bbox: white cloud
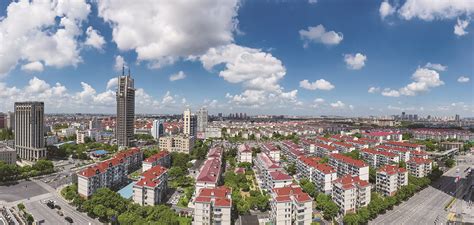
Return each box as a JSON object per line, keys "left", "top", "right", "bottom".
{"left": 457, "top": 76, "right": 470, "bottom": 83}
{"left": 368, "top": 87, "right": 380, "bottom": 93}
{"left": 382, "top": 67, "right": 444, "bottom": 97}
{"left": 299, "top": 79, "right": 335, "bottom": 91}
{"left": 344, "top": 53, "right": 367, "bottom": 70}
{"left": 308, "top": 0, "right": 318, "bottom": 4}
{"left": 84, "top": 26, "right": 106, "bottom": 50}
{"left": 21, "top": 61, "right": 44, "bottom": 73}
{"left": 379, "top": 1, "right": 395, "bottom": 19}
{"left": 96, "top": 0, "right": 239, "bottom": 68}
{"left": 161, "top": 91, "right": 176, "bottom": 104}
{"left": 0, "top": 0, "right": 91, "bottom": 76}
{"left": 106, "top": 77, "right": 118, "bottom": 90}
{"left": 169, "top": 71, "right": 186, "bottom": 81}
{"left": 201, "top": 44, "right": 299, "bottom": 108}
{"left": 330, "top": 100, "right": 346, "bottom": 109}
{"left": 114, "top": 55, "right": 126, "bottom": 72}
{"left": 26, "top": 77, "right": 52, "bottom": 93}
{"left": 425, "top": 62, "right": 447, "bottom": 71}
{"left": 311, "top": 98, "right": 325, "bottom": 108}
{"left": 454, "top": 18, "right": 470, "bottom": 36}
{"left": 299, "top": 25, "right": 343, "bottom": 47}
{"left": 398, "top": 0, "right": 474, "bottom": 21}
{"left": 204, "top": 99, "right": 219, "bottom": 108}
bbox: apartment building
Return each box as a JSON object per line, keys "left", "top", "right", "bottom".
{"left": 77, "top": 148, "right": 142, "bottom": 198}
{"left": 237, "top": 144, "right": 252, "bottom": 163}
{"left": 376, "top": 165, "right": 408, "bottom": 196}
{"left": 0, "top": 144, "right": 16, "bottom": 165}
{"left": 314, "top": 143, "right": 338, "bottom": 158}
{"left": 158, "top": 135, "right": 195, "bottom": 154}
{"left": 332, "top": 175, "right": 371, "bottom": 215}
{"left": 254, "top": 152, "right": 292, "bottom": 191}
{"left": 269, "top": 171, "right": 293, "bottom": 189}
{"left": 280, "top": 140, "right": 304, "bottom": 164}
{"left": 196, "top": 147, "right": 224, "bottom": 194}
{"left": 296, "top": 156, "right": 337, "bottom": 194}
{"left": 375, "top": 145, "right": 410, "bottom": 162}
{"left": 345, "top": 139, "right": 369, "bottom": 150}
{"left": 133, "top": 165, "right": 168, "bottom": 206}
{"left": 331, "top": 142, "right": 355, "bottom": 154}
{"left": 142, "top": 150, "right": 170, "bottom": 172}
{"left": 362, "top": 132, "right": 402, "bottom": 143}
{"left": 360, "top": 148, "right": 399, "bottom": 168}
{"left": 262, "top": 143, "right": 281, "bottom": 162}
{"left": 329, "top": 154, "right": 369, "bottom": 181}
{"left": 194, "top": 186, "right": 232, "bottom": 225}
{"left": 407, "top": 157, "right": 433, "bottom": 178}
{"left": 384, "top": 141, "right": 424, "bottom": 151}
{"left": 270, "top": 185, "right": 313, "bottom": 225}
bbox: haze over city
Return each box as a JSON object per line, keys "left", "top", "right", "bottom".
{"left": 0, "top": 0, "right": 472, "bottom": 116}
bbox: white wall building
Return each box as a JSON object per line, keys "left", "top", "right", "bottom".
{"left": 332, "top": 175, "right": 371, "bottom": 215}
{"left": 133, "top": 165, "right": 168, "bottom": 206}
{"left": 270, "top": 185, "right": 313, "bottom": 225}
{"left": 194, "top": 186, "right": 232, "bottom": 225}
{"left": 376, "top": 164, "right": 408, "bottom": 196}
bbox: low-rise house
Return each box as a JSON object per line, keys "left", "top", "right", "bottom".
{"left": 237, "top": 144, "right": 252, "bottom": 163}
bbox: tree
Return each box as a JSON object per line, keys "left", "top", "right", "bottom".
{"left": 343, "top": 150, "right": 360, "bottom": 160}
{"left": 322, "top": 200, "right": 339, "bottom": 221}
{"left": 143, "top": 148, "right": 159, "bottom": 159}
{"left": 444, "top": 158, "right": 455, "bottom": 168}
{"left": 357, "top": 207, "right": 370, "bottom": 223}
{"left": 32, "top": 160, "right": 54, "bottom": 173}
{"left": 398, "top": 161, "right": 406, "bottom": 169}
{"left": 402, "top": 133, "right": 413, "bottom": 140}
{"left": 300, "top": 178, "right": 317, "bottom": 198}
{"left": 17, "top": 203, "right": 25, "bottom": 211}
{"left": 285, "top": 162, "right": 297, "bottom": 176}
{"left": 237, "top": 162, "right": 252, "bottom": 169}
{"left": 369, "top": 167, "right": 376, "bottom": 183}
{"left": 171, "top": 152, "right": 190, "bottom": 169}
{"left": 343, "top": 213, "right": 360, "bottom": 225}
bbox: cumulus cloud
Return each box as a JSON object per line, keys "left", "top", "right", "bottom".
{"left": 398, "top": 0, "right": 474, "bottom": 21}
{"left": 169, "top": 71, "right": 186, "bottom": 81}
{"left": 311, "top": 98, "right": 325, "bottom": 108}
{"left": 454, "top": 18, "right": 470, "bottom": 36}
{"left": 368, "top": 87, "right": 380, "bottom": 93}
{"left": 161, "top": 91, "right": 176, "bottom": 105}
{"left": 382, "top": 67, "right": 445, "bottom": 97}
{"left": 299, "top": 25, "right": 343, "bottom": 47}
{"left": 379, "top": 1, "right": 396, "bottom": 19}
{"left": 106, "top": 77, "right": 118, "bottom": 90}
{"left": 21, "top": 61, "right": 44, "bottom": 73}
{"left": 299, "top": 79, "right": 335, "bottom": 91}
{"left": 344, "top": 53, "right": 367, "bottom": 70}
{"left": 308, "top": 0, "right": 318, "bottom": 4}
{"left": 330, "top": 100, "right": 346, "bottom": 109}
{"left": 0, "top": 0, "right": 91, "bottom": 76}
{"left": 114, "top": 55, "right": 126, "bottom": 71}
{"left": 425, "top": 62, "right": 447, "bottom": 71}
{"left": 201, "top": 44, "right": 299, "bottom": 107}
{"left": 96, "top": 0, "right": 239, "bottom": 68}
{"left": 457, "top": 76, "right": 470, "bottom": 83}
{"left": 84, "top": 26, "right": 106, "bottom": 50}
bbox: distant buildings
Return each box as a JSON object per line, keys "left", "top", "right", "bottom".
{"left": 254, "top": 152, "right": 292, "bottom": 191}
{"left": 151, "top": 120, "right": 164, "bottom": 140}
{"left": 133, "top": 165, "right": 168, "bottom": 206}
{"left": 376, "top": 165, "right": 408, "bottom": 196}
{"left": 14, "top": 102, "right": 46, "bottom": 161}
{"left": 270, "top": 185, "right": 313, "bottom": 225}
{"left": 0, "top": 144, "right": 16, "bottom": 165}
{"left": 196, "top": 107, "right": 208, "bottom": 133}
{"left": 116, "top": 70, "right": 135, "bottom": 147}
{"left": 6, "top": 111, "right": 14, "bottom": 130}
{"left": 77, "top": 148, "right": 142, "bottom": 198}
{"left": 158, "top": 135, "right": 195, "bottom": 154}
{"left": 194, "top": 186, "right": 232, "bottom": 225}
{"left": 183, "top": 108, "right": 197, "bottom": 137}
{"left": 332, "top": 175, "right": 371, "bottom": 215}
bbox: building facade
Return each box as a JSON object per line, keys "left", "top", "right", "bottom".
{"left": 376, "top": 165, "right": 408, "bottom": 196}
{"left": 142, "top": 151, "right": 170, "bottom": 172}
{"left": 0, "top": 144, "right": 16, "bottom": 165}
{"left": 116, "top": 71, "right": 135, "bottom": 147}
{"left": 194, "top": 186, "right": 232, "bottom": 225}
{"left": 14, "top": 102, "right": 46, "bottom": 161}
{"left": 237, "top": 144, "right": 252, "bottom": 163}
{"left": 158, "top": 135, "right": 195, "bottom": 153}
{"left": 270, "top": 185, "right": 313, "bottom": 225}
{"left": 133, "top": 165, "right": 168, "bottom": 206}
{"left": 329, "top": 153, "right": 369, "bottom": 181}
{"left": 197, "top": 107, "right": 208, "bottom": 133}
{"left": 151, "top": 120, "right": 164, "bottom": 140}
{"left": 407, "top": 157, "right": 433, "bottom": 178}
{"left": 183, "top": 108, "right": 197, "bottom": 137}
{"left": 332, "top": 175, "right": 371, "bottom": 215}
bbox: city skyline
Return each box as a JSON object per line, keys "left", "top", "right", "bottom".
{"left": 0, "top": 0, "right": 472, "bottom": 117}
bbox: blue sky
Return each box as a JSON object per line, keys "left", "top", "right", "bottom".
{"left": 0, "top": 0, "right": 472, "bottom": 116}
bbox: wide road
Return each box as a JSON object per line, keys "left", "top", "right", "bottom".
{"left": 370, "top": 155, "right": 472, "bottom": 225}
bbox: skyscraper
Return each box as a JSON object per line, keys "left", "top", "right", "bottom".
{"left": 14, "top": 102, "right": 46, "bottom": 161}
{"left": 197, "top": 107, "right": 208, "bottom": 133}
{"left": 183, "top": 108, "right": 197, "bottom": 137}
{"left": 116, "top": 68, "right": 135, "bottom": 147}
{"left": 151, "top": 120, "right": 164, "bottom": 140}
{"left": 6, "top": 111, "right": 14, "bottom": 130}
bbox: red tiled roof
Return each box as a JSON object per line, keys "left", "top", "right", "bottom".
{"left": 334, "top": 175, "right": 369, "bottom": 190}
{"left": 269, "top": 171, "right": 292, "bottom": 181}
{"left": 407, "top": 157, "right": 432, "bottom": 165}
{"left": 135, "top": 165, "right": 167, "bottom": 188}
{"left": 332, "top": 141, "right": 353, "bottom": 148}
{"left": 376, "top": 145, "right": 409, "bottom": 153}
{"left": 330, "top": 153, "right": 368, "bottom": 168}
{"left": 78, "top": 147, "right": 142, "bottom": 178}
{"left": 377, "top": 164, "right": 406, "bottom": 176}
{"left": 143, "top": 151, "right": 169, "bottom": 163}
{"left": 273, "top": 185, "right": 311, "bottom": 203}
{"left": 238, "top": 144, "right": 252, "bottom": 153}
{"left": 257, "top": 153, "right": 280, "bottom": 170}
{"left": 196, "top": 186, "right": 232, "bottom": 207}
{"left": 386, "top": 141, "right": 421, "bottom": 148}
{"left": 197, "top": 158, "right": 222, "bottom": 183}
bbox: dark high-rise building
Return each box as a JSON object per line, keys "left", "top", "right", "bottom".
{"left": 116, "top": 68, "right": 135, "bottom": 147}
{"left": 401, "top": 112, "right": 406, "bottom": 120}
{"left": 14, "top": 102, "right": 46, "bottom": 161}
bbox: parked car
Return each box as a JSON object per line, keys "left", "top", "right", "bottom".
{"left": 57, "top": 211, "right": 63, "bottom": 216}
{"left": 65, "top": 216, "right": 73, "bottom": 223}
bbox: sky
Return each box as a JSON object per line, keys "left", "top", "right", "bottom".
{"left": 0, "top": 0, "right": 472, "bottom": 116}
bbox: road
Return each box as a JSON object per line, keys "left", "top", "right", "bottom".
{"left": 370, "top": 155, "right": 473, "bottom": 225}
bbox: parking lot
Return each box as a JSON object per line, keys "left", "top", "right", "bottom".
{"left": 0, "top": 181, "right": 48, "bottom": 202}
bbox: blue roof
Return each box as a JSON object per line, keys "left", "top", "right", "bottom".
{"left": 91, "top": 150, "right": 108, "bottom": 155}
{"left": 118, "top": 182, "right": 135, "bottom": 199}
